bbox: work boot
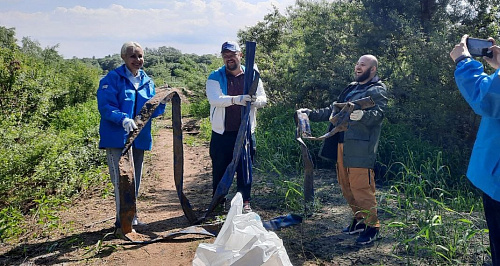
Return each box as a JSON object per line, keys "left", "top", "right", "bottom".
{"left": 342, "top": 218, "right": 366, "bottom": 235}
{"left": 356, "top": 226, "right": 380, "bottom": 245}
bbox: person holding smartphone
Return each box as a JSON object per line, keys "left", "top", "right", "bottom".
{"left": 450, "top": 34, "right": 500, "bottom": 264}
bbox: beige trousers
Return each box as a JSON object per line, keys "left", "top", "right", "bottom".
{"left": 336, "top": 143, "right": 380, "bottom": 227}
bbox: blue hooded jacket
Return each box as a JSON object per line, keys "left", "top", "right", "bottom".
{"left": 97, "top": 64, "right": 165, "bottom": 150}
{"left": 454, "top": 58, "right": 500, "bottom": 201}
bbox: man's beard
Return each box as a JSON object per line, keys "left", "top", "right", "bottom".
{"left": 226, "top": 62, "right": 239, "bottom": 71}
{"left": 355, "top": 68, "right": 371, "bottom": 82}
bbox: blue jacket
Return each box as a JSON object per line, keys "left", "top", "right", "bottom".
{"left": 97, "top": 64, "right": 165, "bottom": 150}
{"left": 455, "top": 58, "right": 500, "bottom": 201}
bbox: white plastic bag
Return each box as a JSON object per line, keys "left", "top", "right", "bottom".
{"left": 193, "top": 193, "right": 293, "bottom": 266}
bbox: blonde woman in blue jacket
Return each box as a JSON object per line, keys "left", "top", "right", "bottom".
{"left": 97, "top": 42, "right": 165, "bottom": 230}
{"left": 451, "top": 34, "right": 500, "bottom": 264}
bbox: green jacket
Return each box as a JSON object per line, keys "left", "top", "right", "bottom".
{"left": 309, "top": 76, "right": 388, "bottom": 168}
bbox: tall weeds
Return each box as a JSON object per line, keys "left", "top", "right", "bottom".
{"left": 253, "top": 107, "right": 489, "bottom": 263}
{"left": 377, "top": 124, "right": 488, "bottom": 264}
{"left": 0, "top": 100, "right": 107, "bottom": 241}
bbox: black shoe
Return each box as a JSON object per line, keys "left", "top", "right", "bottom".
{"left": 356, "top": 226, "right": 380, "bottom": 245}
{"left": 342, "top": 219, "right": 366, "bottom": 235}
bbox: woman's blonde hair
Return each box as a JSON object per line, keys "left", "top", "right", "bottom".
{"left": 121, "top": 41, "right": 143, "bottom": 57}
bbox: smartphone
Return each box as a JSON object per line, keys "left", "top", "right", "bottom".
{"left": 467, "top": 37, "right": 493, "bottom": 58}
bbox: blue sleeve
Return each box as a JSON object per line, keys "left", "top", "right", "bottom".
{"left": 455, "top": 58, "right": 500, "bottom": 118}
{"left": 149, "top": 82, "right": 166, "bottom": 118}
{"left": 97, "top": 73, "right": 127, "bottom": 124}
{"left": 152, "top": 103, "right": 166, "bottom": 118}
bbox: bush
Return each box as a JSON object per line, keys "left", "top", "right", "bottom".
{"left": 189, "top": 98, "right": 210, "bottom": 118}
{"left": 0, "top": 99, "right": 106, "bottom": 241}
{"left": 378, "top": 122, "right": 472, "bottom": 191}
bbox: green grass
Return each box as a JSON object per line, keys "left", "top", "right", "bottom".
{"left": 379, "top": 157, "right": 488, "bottom": 263}
{"left": 0, "top": 97, "right": 490, "bottom": 264}
{"left": 376, "top": 130, "right": 487, "bottom": 264}
{"left": 0, "top": 99, "right": 107, "bottom": 241}
{"left": 252, "top": 105, "right": 488, "bottom": 264}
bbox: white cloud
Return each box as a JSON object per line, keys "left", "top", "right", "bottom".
{"left": 0, "top": 0, "right": 296, "bottom": 58}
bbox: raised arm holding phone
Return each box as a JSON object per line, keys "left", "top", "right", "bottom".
{"left": 450, "top": 34, "right": 500, "bottom": 264}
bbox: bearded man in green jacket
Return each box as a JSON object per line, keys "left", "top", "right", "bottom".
{"left": 299, "top": 54, "right": 388, "bottom": 245}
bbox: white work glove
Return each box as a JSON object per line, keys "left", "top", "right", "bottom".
{"left": 297, "top": 108, "right": 312, "bottom": 116}
{"left": 122, "top": 117, "right": 138, "bottom": 133}
{"left": 251, "top": 95, "right": 257, "bottom": 104}
{"left": 232, "top": 95, "right": 252, "bottom": 106}
{"left": 350, "top": 110, "right": 364, "bottom": 121}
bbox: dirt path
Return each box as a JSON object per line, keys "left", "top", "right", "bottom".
{"left": 0, "top": 116, "right": 405, "bottom": 265}
{"left": 0, "top": 117, "right": 213, "bottom": 265}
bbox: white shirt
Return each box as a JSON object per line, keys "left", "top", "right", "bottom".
{"left": 125, "top": 67, "right": 141, "bottom": 90}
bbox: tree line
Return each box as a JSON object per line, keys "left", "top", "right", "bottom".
{"left": 237, "top": 0, "right": 500, "bottom": 181}
{"left": 1, "top": 0, "right": 499, "bottom": 246}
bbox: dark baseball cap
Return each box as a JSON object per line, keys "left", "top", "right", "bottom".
{"left": 221, "top": 41, "right": 241, "bottom": 52}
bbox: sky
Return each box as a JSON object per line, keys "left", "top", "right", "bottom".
{"left": 0, "top": 0, "right": 297, "bottom": 58}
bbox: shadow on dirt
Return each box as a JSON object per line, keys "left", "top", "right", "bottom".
{"left": 0, "top": 214, "right": 215, "bottom": 265}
